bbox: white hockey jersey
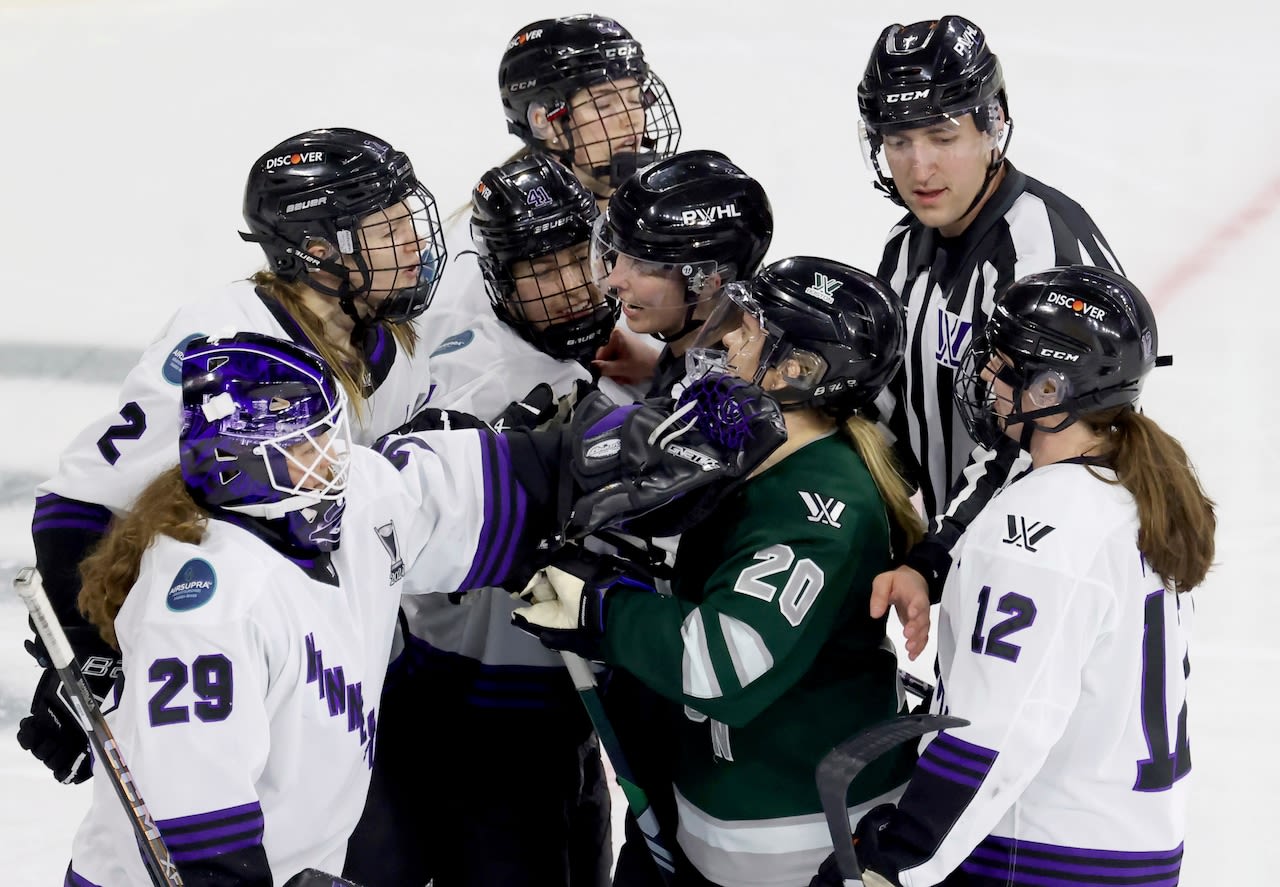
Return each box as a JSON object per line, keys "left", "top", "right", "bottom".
{"left": 67, "top": 433, "right": 530, "bottom": 887}
{"left": 406, "top": 255, "right": 634, "bottom": 677}
{"left": 39, "top": 280, "right": 434, "bottom": 514}
{"left": 886, "top": 461, "right": 1191, "bottom": 886}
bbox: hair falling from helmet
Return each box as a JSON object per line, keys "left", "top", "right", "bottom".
{"left": 1083, "top": 406, "right": 1216, "bottom": 593}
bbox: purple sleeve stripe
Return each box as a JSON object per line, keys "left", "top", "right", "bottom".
{"left": 368, "top": 326, "right": 386, "bottom": 363}
{"left": 33, "top": 497, "right": 112, "bottom": 519}
{"left": 65, "top": 869, "right": 104, "bottom": 887}
{"left": 981, "top": 835, "right": 1184, "bottom": 865}
{"left": 169, "top": 833, "right": 264, "bottom": 864}
{"left": 155, "top": 800, "right": 262, "bottom": 831}
{"left": 970, "top": 843, "right": 1183, "bottom": 879}
{"left": 584, "top": 403, "right": 638, "bottom": 439}
{"left": 932, "top": 730, "right": 999, "bottom": 764}
{"left": 487, "top": 433, "right": 526, "bottom": 587}
{"left": 161, "top": 816, "right": 264, "bottom": 846}
{"left": 922, "top": 743, "right": 996, "bottom": 781}
{"left": 916, "top": 754, "right": 985, "bottom": 790}
{"left": 958, "top": 858, "right": 1180, "bottom": 887}
{"left": 459, "top": 432, "right": 499, "bottom": 590}
{"left": 31, "top": 518, "right": 112, "bottom": 534}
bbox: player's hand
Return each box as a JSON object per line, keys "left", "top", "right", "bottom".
{"left": 490, "top": 382, "right": 557, "bottom": 432}
{"left": 16, "top": 629, "right": 121, "bottom": 785}
{"left": 592, "top": 328, "right": 659, "bottom": 386}
{"left": 870, "top": 566, "right": 931, "bottom": 661}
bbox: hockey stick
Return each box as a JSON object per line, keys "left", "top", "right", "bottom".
{"left": 13, "top": 566, "right": 184, "bottom": 887}
{"left": 559, "top": 650, "right": 678, "bottom": 883}
{"left": 281, "top": 869, "right": 365, "bottom": 886}
{"left": 816, "top": 713, "right": 969, "bottom": 882}
{"left": 898, "top": 669, "right": 934, "bottom": 701}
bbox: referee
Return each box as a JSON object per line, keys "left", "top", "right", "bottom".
{"left": 856, "top": 15, "right": 1122, "bottom": 648}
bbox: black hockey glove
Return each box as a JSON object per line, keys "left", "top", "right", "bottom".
{"left": 564, "top": 371, "right": 786, "bottom": 539}
{"left": 16, "top": 628, "right": 121, "bottom": 785}
{"left": 489, "top": 382, "right": 557, "bottom": 432}
{"left": 510, "top": 548, "right": 656, "bottom": 661}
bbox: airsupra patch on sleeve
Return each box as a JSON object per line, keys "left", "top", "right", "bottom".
{"left": 162, "top": 333, "right": 207, "bottom": 385}
{"left": 166, "top": 558, "right": 218, "bottom": 611}
{"left": 429, "top": 329, "right": 475, "bottom": 357}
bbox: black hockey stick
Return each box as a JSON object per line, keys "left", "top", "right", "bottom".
{"left": 14, "top": 567, "right": 184, "bottom": 887}
{"left": 560, "top": 650, "right": 678, "bottom": 882}
{"left": 898, "top": 669, "right": 934, "bottom": 701}
{"left": 281, "top": 869, "right": 365, "bottom": 886}
{"left": 816, "top": 713, "right": 969, "bottom": 881}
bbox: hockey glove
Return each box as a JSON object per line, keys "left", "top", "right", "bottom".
{"left": 564, "top": 371, "right": 786, "bottom": 539}
{"left": 489, "top": 382, "right": 558, "bottom": 432}
{"left": 510, "top": 551, "right": 655, "bottom": 660}
{"left": 394, "top": 406, "right": 491, "bottom": 434}
{"left": 16, "top": 628, "right": 121, "bottom": 785}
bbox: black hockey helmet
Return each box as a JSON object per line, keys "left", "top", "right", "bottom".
{"left": 498, "top": 14, "right": 681, "bottom": 188}
{"left": 240, "top": 128, "right": 447, "bottom": 324}
{"left": 687, "top": 256, "right": 906, "bottom": 415}
{"left": 471, "top": 154, "right": 618, "bottom": 362}
{"left": 856, "top": 16, "right": 1011, "bottom": 205}
{"left": 590, "top": 149, "right": 773, "bottom": 301}
{"left": 955, "top": 265, "right": 1170, "bottom": 447}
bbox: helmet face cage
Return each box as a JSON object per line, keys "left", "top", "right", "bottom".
{"left": 480, "top": 242, "right": 619, "bottom": 361}
{"left": 243, "top": 131, "right": 448, "bottom": 323}
{"left": 180, "top": 335, "right": 353, "bottom": 552}
{"left": 499, "top": 16, "right": 682, "bottom": 188}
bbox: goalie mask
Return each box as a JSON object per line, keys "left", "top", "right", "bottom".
{"left": 181, "top": 332, "right": 352, "bottom": 554}
{"left": 498, "top": 14, "right": 681, "bottom": 189}
{"left": 241, "top": 128, "right": 447, "bottom": 325}
{"left": 471, "top": 154, "right": 618, "bottom": 362}
{"left": 686, "top": 256, "right": 906, "bottom": 416}
{"left": 954, "top": 265, "right": 1168, "bottom": 449}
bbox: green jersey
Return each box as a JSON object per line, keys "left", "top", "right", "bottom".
{"left": 602, "top": 431, "right": 914, "bottom": 886}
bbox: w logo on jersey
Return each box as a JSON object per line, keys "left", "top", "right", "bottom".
{"left": 375, "top": 520, "right": 405, "bottom": 583}
{"left": 1003, "top": 514, "right": 1055, "bottom": 552}
{"left": 799, "top": 491, "right": 845, "bottom": 528}
{"left": 935, "top": 309, "right": 973, "bottom": 369}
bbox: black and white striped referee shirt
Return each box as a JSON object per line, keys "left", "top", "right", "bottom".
{"left": 872, "top": 162, "right": 1122, "bottom": 594}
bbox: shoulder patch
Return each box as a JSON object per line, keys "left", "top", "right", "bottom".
{"left": 799, "top": 491, "right": 846, "bottom": 528}
{"left": 166, "top": 558, "right": 217, "bottom": 611}
{"left": 429, "top": 329, "right": 475, "bottom": 357}
{"left": 162, "top": 333, "right": 206, "bottom": 385}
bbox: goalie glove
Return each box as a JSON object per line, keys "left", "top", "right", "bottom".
{"left": 564, "top": 371, "right": 786, "bottom": 539}
{"left": 510, "top": 549, "right": 655, "bottom": 660}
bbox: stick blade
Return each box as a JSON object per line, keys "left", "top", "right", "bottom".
{"left": 816, "top": 713, "right": 969, "bottom": 880}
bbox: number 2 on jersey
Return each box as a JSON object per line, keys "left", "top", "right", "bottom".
{"left": 96, "top": 401, "right": 147, "bottom": 465}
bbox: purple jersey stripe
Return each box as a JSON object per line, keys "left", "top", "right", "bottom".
{"left": 959, "top": 858, "right": 1180, "bottom": 887}
{"left": 460, "top": 433, "right": 498, "bottom": 590}
{"left": 923, "top": 743, "right": 996, "bottom": 781}
{"left": 169, "top": 832, "right": 265, "bottom": 864}
{"left": 34, "top": 495, "right": 111, "bottom": 519}
{"left": 155, "top": 800, "right": 262, "bottom": 831}
{"left": 65, "top": 868, "right": 104, "bottom": 887}
{"left": 31, "top": 518, "right": 113, "bottom": 534}
{"left": 489, "top": 433, "right": 526, "bottom": 586}
{"left": 162, "top": 814, "right": 265, "bottom": 846}
{"left": 981, "top": 835, "right": 1184, "bottom": 864}
{"left": 932, "top": 730, "right": 999, "bottom": 764}
{"left": 970, "top": 842, "right": 1183, "bottom": 879}
{"left": 916, "top": 754, "right": 985, "bottom": 790}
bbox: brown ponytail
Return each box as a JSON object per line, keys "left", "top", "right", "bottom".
{"left": 843, "top": 415, "right": 926, "bottom": 552}
{"left": 78, "top": 466, "right": 209, "bottom": 650}
{"left": 1085, "top": 407, "right": 1216, "bottom": 592}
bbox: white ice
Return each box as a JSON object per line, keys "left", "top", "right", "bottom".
{"left": 0, "top": 0, "right": 1275, "bottom": 883}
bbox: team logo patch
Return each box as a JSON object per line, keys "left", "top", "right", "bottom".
{"left": 799, "top": 491, "right": 845, "bottom": 528}
{"left": 934, "top": 309, "right": 972, "bottom": 369}
{"left": 375, "top": 520, "right": 405, "bottom": 584}
{"left": 1002, "top": 515, "right": 1055, "bottom": 552}
{"left": 166, "top": 558, "right": 217, "bottom": 611}
{"left": 429, "top": 330, "right": 475, "bottom": 357}
{"left": 162, "top": 333, "right": 206, "bottom": 385}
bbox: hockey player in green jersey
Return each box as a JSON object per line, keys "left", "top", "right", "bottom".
{"left": 514, "top": 256, "right": 924, "bottom": 887}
